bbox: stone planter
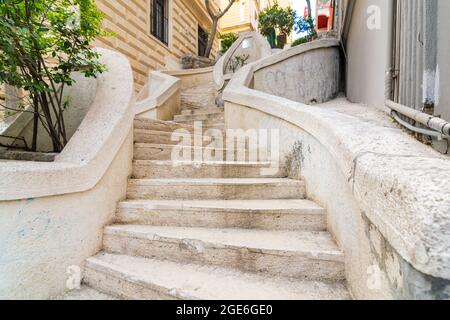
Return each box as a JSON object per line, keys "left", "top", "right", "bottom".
{"left": 181, "top": 54, "right": 216, "bottom": 70}
{"left": 0, "top": 148, "right": 56, "bottom": 162}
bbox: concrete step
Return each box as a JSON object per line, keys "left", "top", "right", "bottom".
{"left": 134, "top": 117, "right": 225, "bottom": 134}
{"left": 134, "top": 143, "right": 252, "bottom": 161}
{"left": 175, "top": 119, "right": 225, "bottom": 128}
{"left": 102, "top": 226, "right": 345, "bottom": 281}
{"left": 134, "top": 129, "right": 222, "bottom": 146}
{"left": 115, "top": 199, "right": 327, "bottom": 231}
{"left": 134, "top": 118, "right": 193, "bottom": 133}
{"left": 126, "top": 178, "right": 306, "bottom": 200}
{"left": 181, "top": 108, "right": 224, "bottom": 116}
{"left": 132, "top": 160, "right": 285, "bottom": 179}
{"left": 174, "top": 113, "right": 224, "bottom": 123}
{"left": 84, "top": 253, "right": 351, "bottom": 300}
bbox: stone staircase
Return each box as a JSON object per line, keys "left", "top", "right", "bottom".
{"left": 180, "top": 82, "right": 216, "bottom": 110}
{"left": 77, "top": 105, "right": 351, "bottom": 300}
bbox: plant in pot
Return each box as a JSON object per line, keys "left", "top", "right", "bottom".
{"left": 203, "top": 0, "right": 237, "bottom": 58}
{"left": 258, "top": 2, "right": 296, "bottom": 49}
{"left": 0, "top": 0, "right": 108, "bottom": 155}
{"left": 220, "top": 32, "right": 239, "bottom": 54}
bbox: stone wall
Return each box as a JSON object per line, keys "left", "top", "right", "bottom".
{"left": 252, "top": 40, "right": 342, "bottom": 105}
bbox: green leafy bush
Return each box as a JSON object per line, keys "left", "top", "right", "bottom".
{"left": 220, "top": 32, "right": 239, "bottom": 54}
{"left": 258, "top": 3, "right": 296, "bottom": 49}
{"left": 292, "top": 36, "right": 310, "bottom": 47}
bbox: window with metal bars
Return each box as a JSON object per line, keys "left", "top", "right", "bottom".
{"left": 198, "top": 25, "right": 208, "bottom": 57}
{"left": 150, "top": 0, "right": 168, "bottom": 45}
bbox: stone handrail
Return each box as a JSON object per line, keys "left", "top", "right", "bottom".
{"left": 213, "top": 32, "right": 272, "bottom": 92}
{"left": 223, "top": 39, "right": 450, "bottom": 284}
{"left": 0, "top": 48, "right": 135, "bottom": 201}
{"left": 135, "top": 71, "right": 181, "bottom": 116}
{"left": 251, "top": 38, "right": 340, "bottom": 72}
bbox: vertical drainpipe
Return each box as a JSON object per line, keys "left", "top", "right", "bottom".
{"left": 390, "top": 0, "right": 399, "bottom": 102}
{"left": 422, "top": 0, "right": 438, "bottom": 115}
{"left": 385, "top": 0, "right": 395, "bottom": 103}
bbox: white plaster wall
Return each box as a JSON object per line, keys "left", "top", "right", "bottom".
{"left": 138, "top": 91, "right": 181, "bottom": 121}
{"left": 345, "top": 0, "right": 393, "bottom": 109}
{"left": 0, "top": 130, "right": 133, "bottom": 299}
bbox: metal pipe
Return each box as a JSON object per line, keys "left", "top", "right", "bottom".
{"left": 386, "top": 99, "right": 450, "bottom": 136}
{"left": 341, "top": 0, "right": 356, "bottom": 46}
{"left": 422, "top": 0, "right": 438, "bottom": 113}
{"left": 391, "top": 111, "right": 449, "bottom": 140}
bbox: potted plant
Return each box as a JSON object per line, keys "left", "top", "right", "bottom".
{"left": 0, "top": 0, "right": 109, "bottom": 154}
{"left": 258, "top": 2, "right": 296, "bottom": 49}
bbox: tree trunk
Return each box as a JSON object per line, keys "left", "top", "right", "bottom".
{"left": 39, "top": 91, "right": 62, "bottom": 152}
{"left": 306, "top": 0, "right": 315, "bottom": 32}
{"left": 306, "top": 0, "right": 312, "bottom": 18}
{"left": 204, "top": 17, "right": 218, "bottom": 58}
{"left": 31, "top": 95, "right": 39, "bottom": 152}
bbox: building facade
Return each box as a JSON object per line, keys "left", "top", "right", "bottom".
{"left": 94, "top": 0, "right": 221, "bottom": 91}
{"left": 219, "top": 0, "right": 294, "bottom": 35}
{"left": 316, "top": 0, "right": 334, "bottom": 32}
{"left": 219, "top": 0, "right": 262, "bottom": 34}
{"left": 338, "top": 0, "right": 450, "bottom": 153}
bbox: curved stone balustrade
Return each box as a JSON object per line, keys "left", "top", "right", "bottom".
{"left": 223, "top": 39, "right": 450, "bottom": 299}
{"left": 135, "top": 71, "right": 181, "bottom": 120}
{"left": 213, "top": 32, "right": 272, "bottom": 93}
{"left": 252, "top": 39, "right": 341, "bottom": 104}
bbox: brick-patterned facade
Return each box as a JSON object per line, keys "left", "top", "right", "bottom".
{"left": 94, "top": 0, "right": 220, "bottom": 91}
